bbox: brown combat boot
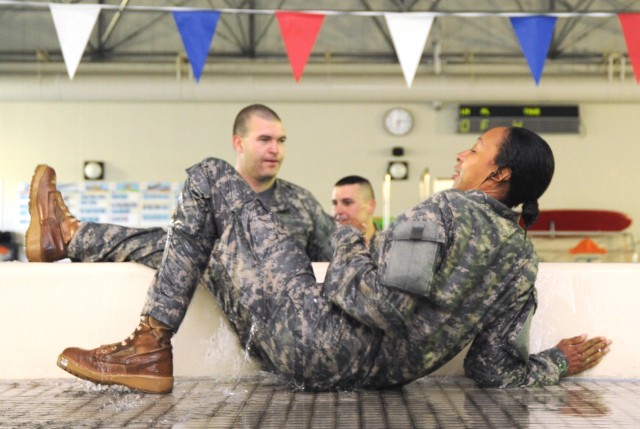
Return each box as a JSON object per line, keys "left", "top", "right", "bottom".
{"left": 25, "top": 165, "right": 79, "bottom": 262}
{"left": 57, "top": 316, "right": 174, "bottom": 394}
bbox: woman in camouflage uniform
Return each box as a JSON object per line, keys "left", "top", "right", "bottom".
{"left": 58, "top": 126, "right": 611, "bottom": 393}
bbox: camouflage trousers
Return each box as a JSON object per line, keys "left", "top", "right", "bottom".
{"left": 68, "top": 223, "right": 166, "bottom": 269}
{"left": 131, "top": 158, "right": 381, "bottom": 391}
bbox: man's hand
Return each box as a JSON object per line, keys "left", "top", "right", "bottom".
{"left": 555, "top": 334, "right": 612, "bottom": 376}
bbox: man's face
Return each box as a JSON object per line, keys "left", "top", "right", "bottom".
{"left": 452, "top": 127, "right": 507, "bottom": 191}
{"left": 234, "top": 115, "right": 286, "bottom": 186}
{"left": 332, "top": 183, "right": 375, "bottom": 226}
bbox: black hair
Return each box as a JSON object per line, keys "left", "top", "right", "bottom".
{"left": 233, "top": 104, "right": 281, "bottom": 136}
{"left": 334, "top": 175, "right": 375, "bottom": 200}
{"left": 494, "top": 127, "right": 555, "bottom": 229}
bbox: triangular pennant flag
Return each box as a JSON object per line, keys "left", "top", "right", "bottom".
{"left": 275, "top": 11, "right": 325, "bottom": 82}
{"left": 49, "top": 4, "right": 101, "bottom": 80}
{"left": 172, "top": 11, "right": 221, "bottom": 82}
{"left": 618, "top": 14, "right": 640, "bottom": 83}
{"left": 385, "top": 13, "right": 434, "bottom": 88}
{"left": 510, "top": 16, "right": 557, "bottom": 85}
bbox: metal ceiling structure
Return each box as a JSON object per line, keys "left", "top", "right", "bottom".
{"left": 0, "top": 0, "right": 638, "bottom": 78}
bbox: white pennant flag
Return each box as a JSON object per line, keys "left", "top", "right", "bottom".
{"left": 385, "top": 13, "right": 435, "bottom": 88}
{"left": 50, "top": 4, "right": 102, "bottom": 80}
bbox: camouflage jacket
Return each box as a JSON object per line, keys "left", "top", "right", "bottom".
{"left": 269, "top": 178, "right": 334, "bottom": 262}
{"left": 325, "top": 189, "right": 568, "bottom": 388}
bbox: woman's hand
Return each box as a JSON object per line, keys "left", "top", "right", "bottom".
{"left": 555, "top": 334, "right": 612, "bottom": 376}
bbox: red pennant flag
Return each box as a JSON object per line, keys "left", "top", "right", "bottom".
{"left": 618, "top": 14, "right": 640, "bottom": 83}
{"left": 275, "top": 11, "right": 325, "bottom": 82}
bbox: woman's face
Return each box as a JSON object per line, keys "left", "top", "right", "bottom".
{"left": 452, "top": 127, "right": 507, "bottom": 192}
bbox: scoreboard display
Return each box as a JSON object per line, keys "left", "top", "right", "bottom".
{"left": 457, "top": 105, "right": 580, "bottom": 134}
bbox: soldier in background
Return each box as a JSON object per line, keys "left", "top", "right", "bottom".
{"left": 332, "top": 175, "right": 377, "bottom": 245}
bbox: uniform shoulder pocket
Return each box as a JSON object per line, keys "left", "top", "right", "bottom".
{"left": 382, "top": 221, "right": 443, "bottom": 296}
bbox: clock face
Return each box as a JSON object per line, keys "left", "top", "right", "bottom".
{"left": 384, "top": 107, "right": 413, "bottom": 136}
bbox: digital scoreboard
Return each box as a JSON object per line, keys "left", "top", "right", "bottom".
{"left": 457, "top": 105, "right": 580, "bottom": 134}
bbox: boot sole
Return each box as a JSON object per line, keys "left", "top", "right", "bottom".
{"left": 25, "top": 165, "right": 47, "bottom": 262}
{"left": 57, "top": 354, "right": 173, "bottom": 394}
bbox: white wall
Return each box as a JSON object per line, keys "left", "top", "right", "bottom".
{"left": 1, "top": 71, "right": 639, "bottom": 252}
{"left": 4, "top": 262, "right": 639, "bottom": 379}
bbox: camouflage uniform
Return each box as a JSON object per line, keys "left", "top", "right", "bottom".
{"left": 66, "top": 170, "right": 334, "bottom": 268}
{"left": 139, "top": 158, "right": 568, "bottom": 391}
{"left": 67, "top": 224, "right": 167, "bottom": 268}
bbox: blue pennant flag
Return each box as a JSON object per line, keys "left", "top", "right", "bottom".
{"left": 172, "top": 11, "right": 221, "bottom": 82}
{"left": 510, "top": 16, "right": 557, "bottom": 85}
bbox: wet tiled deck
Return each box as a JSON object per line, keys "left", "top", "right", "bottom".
{"left": 1, "top": 376, "right": 639, "bottom": 428}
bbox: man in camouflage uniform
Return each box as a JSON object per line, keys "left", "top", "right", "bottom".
{"left": 26, "top": 104, "right": 334, "bottom": 268}
{"left": 50, "top": 126, "right": 610, "bottom": 393}
{"left": 331, "top": 175, "right": 378, "bottom": 246}
{"left": 57, "top": 175, "right": 332, "bottom": 267}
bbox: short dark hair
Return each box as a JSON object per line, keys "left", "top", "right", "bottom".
{"left": 233, "top": 104, "right": 281, "bottom": 136}
{"left": 495, "top": 127, "right": 555, "bottom": 229}
{"left": 334, "top": 175, "right": 375, "bottom": 201}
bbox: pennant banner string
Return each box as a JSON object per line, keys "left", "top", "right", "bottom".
{"left": 0, "top": 0, "right": 626, "bottom": 18}
{"left": 4, "top": 0, "right": 640, "bottom": 85}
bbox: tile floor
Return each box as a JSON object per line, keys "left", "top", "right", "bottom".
{"left": 1, "top": 376, "right": 639, "bottom": 428}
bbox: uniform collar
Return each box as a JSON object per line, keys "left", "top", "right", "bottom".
{"left": 466, "top": 189, "right": 520, "bottom": 223}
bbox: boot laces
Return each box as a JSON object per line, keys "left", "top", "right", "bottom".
{"left": 120, "top": 324, "right": 143, "bottom": 346}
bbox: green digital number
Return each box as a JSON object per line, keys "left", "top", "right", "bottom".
{"left": 458, "top": 119, "right": 471, "bottom": 133}
{"left": 522, "top": 107, "right": 541, "bottom": 116}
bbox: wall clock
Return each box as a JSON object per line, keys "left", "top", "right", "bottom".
{"left": 384, "top": 107, "right": 413, "bottom": 136}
